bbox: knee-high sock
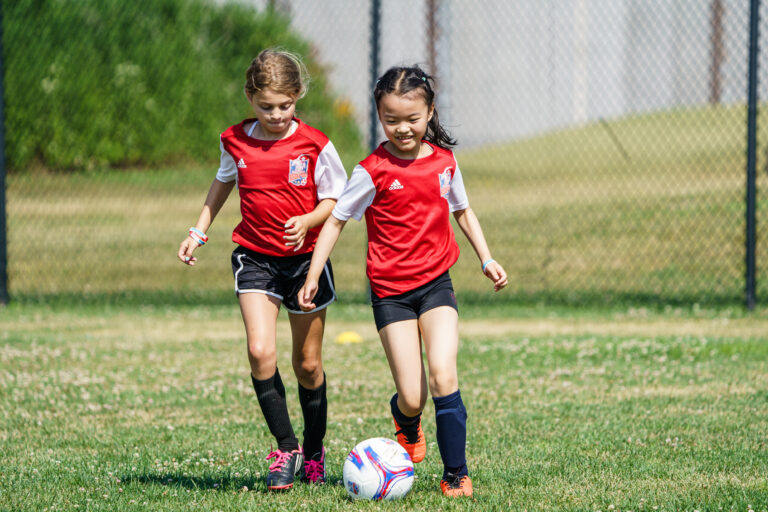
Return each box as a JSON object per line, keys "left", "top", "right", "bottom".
{"left": 433, "top": 389, "right": 468, "bottom": 477}
{"left": 251, "top": 368, "right": 299, "bottom": 452}
{"left": 298, "top": 373, "right": 327, "bottom": 459}
{"left": 390, "top": 393, "right": 421, "bottom": 429}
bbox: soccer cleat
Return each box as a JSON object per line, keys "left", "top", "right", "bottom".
{"left": 440, "top": 472, "right": 473, "bottom": 497}
{"left": 265, "top": 447, "right": 303, "bottom": 490}
{"left": 301, "top": 447, "right": 326, "bottom": 484}
{"left": 393, "top": 417, "right": 426, "bottom": 463}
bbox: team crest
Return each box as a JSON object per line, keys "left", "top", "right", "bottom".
{"left": 288, "top": 155, "right": 310, "bottom": 186}
{"left": 438, "top": 167, "right": 452, "bottom": 198}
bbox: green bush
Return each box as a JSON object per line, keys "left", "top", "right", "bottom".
{"left": 3, "top": 0, "right": 364, "bottom": 171}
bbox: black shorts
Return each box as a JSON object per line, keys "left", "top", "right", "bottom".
{"left": 371, "top": 271, "right": 458, "bottom": 331}
{"left": 231, "top": 246, "right": 336, "bottom": 314}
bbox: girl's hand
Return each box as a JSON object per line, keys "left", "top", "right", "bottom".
{"left": 298, "top": 279, "right": 319, "bottom": 311}
{"left": 483, "top": 260, "right": 508, "bottom": 292}
{"left": 178, "top": 237, "right": 199, "bottom": 266}
{"left": 284, "top": 215, "right": 310, "bottom": 251}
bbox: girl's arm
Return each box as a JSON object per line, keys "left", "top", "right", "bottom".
{"left": 177, "top": 178, "right": 236, "bottom": 266}
{"left": 298, "top": 215, "right": 347, "bottom": 310}
{"left": 283, "top": 198, "right": 337, "bottom": 252}
{"left": 453, "top": 207, "right": 508, "bottom": 291}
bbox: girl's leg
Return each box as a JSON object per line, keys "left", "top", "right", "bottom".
{"left": 288, "top": 310, "right": 327, "bottom": 464}
{"left": 418, "top": 305, "right": 459, "bottom": 396}
{"left": 379, "top": 319, "right": 428, "bottom": 415}
{"left": 379, "top": 319, "right": 428, "bottom": 462}
{"left": 240, "top": 292, "right": 299, "bottom": 452}
{"left": 419, "top": 306, "right": 472, "bottom": 496}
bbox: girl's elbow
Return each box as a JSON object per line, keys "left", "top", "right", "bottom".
{"left": 452, "top": 207, "right": 470, "bottom": 221}
{"left": 329, "top": 215, "right": 347, "bottom": 229}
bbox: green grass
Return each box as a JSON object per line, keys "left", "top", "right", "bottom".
{"left": 6, "top": 104, "right": 768, "bottom": 306}
{"left": 1, "top": 302, "right": 767, "bottom": 511}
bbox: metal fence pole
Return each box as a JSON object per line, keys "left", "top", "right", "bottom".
{"left": 745, "top": 0, "right": 760, "bottom": 310}
{"left": 0, "top": 0, "right": 8, "bottom": 306}
{"left": 369, "top": 0, "right": 381, "bottom": 152}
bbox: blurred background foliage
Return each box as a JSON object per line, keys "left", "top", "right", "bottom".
{"left": 4, "top": 0, "right": 364, "bottom": 172}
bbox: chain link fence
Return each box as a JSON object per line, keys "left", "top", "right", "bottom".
{"left": 2, "top": 0, "right": 766, "bottom": 306}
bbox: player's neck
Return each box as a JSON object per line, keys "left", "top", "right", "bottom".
{"left": 250, "top": 120, "right": 297, "bottom": 141}
{"left": 383, "top": 141, "right": 433, "bottom": 160}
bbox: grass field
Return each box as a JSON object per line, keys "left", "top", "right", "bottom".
{"left": 6, "top": 104, "right": 767, "bottom": 305}
{"left": 3, "top": 103, "right": 768, "bottom": 510}
{"left": 2, "top": 301, "right": 767, "bottom": 511}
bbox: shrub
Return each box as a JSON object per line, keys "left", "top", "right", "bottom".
{"left": 3, "top": 0, "right": 364, "bottom": 171}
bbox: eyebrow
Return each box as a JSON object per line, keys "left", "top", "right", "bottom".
{"left": 382, "top": 111, "right": 423, "bottom": 117}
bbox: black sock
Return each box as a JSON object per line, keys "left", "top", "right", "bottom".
{"left": 251, "top": 368, "right": 299, "bottom": 452}
{"left": 390, "top": 393, "right": 421, "bottom": 441}
{"left": 298, "top": 373, "right": 327, "bottom": 459}
{"left": 433, "top": 389, "right": 468, "bottom": 479}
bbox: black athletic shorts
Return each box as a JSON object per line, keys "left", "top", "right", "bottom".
{"left": 371, "top": 271, "right": 458, "bottom": 331}
{"left": 231, "top": 245, "right": 336, "bottom": 314}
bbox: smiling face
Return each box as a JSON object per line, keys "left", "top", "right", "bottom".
{"left": 247, "top": 87, "right": 297, "bottom": 140}
{"left": 377, "top": 90, "right": 434, "bottom": 159}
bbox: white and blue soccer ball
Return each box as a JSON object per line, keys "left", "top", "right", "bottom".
{"left": 342, "top": 437, "right": 415, "bottom": 500}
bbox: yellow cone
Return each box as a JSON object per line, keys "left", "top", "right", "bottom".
{"left": 335, "top": 331, "right": 363, "bottom": 344}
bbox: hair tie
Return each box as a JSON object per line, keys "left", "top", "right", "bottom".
{"left": 421, "top": 76, "right": 427, "bottom": 81}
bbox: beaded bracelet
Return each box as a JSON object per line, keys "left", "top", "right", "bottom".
{"left": 481, "top": 259, "right": 495, "bottom": 273}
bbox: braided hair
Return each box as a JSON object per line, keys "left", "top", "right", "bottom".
{"left": 244, "top": 48, "right": 309, "bottom": 100}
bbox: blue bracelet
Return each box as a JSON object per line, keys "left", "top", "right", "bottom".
{"left": 482, "top": 259, "right": 495, "bottom": 272}
{"left": 189, "top": 227, "right": 207, "bottom": 240}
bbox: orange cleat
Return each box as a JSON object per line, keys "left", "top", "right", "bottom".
{"left": 440, "top": 473, "right": 473, "bottom": 497}
{"left": 393, "top": 417, "right": 426, "bottom": 463}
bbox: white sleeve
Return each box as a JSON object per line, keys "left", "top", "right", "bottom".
{"left": 215, "top": 140, "right": 237, "bottom": 183}
{"left": 332, "top": 165, "right": 376, "bottom": 221}
{"left": 447, "top": 160, "right": 470, "bottom": 212}
{"left": 315, "top": 141, "right": 348, "bottom": 200}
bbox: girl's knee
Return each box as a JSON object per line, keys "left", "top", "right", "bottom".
{"left": 429, "top": 370, "right": 458, "bottom": 397}
{"left": 247, "top": 340, "right": 277, "bottom": 365}
{"left": 398, "top": 391, "right": 427, "bottom": 416}
{"left": 292, "top": 356, "right": 322, "bottom": 381}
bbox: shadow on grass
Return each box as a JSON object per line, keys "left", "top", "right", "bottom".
{"left": 120, "top": 470, "right": 343, "bottom": 493}
{"left": 123, "top": 472, "right": 256, "bottom": 491}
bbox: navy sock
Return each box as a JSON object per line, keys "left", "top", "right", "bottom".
{"left": 298, "top": 373, "right": 327, "bottom": 459}
{"left": 251, "top": 368, "right": 299, "bottom": 452}
{"left": 433, "top": 389, "right": 468, "bottom": 478}
{"left": 390, "top": 393, "right": 421, "bottom": 429}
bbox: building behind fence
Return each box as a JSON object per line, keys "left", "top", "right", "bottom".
{"left": 2, "top": 0, "right": 766, "bottom": 306}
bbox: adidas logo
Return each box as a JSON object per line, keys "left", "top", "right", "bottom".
{"left": 237, "top": 158, "right": 247, "bottom": 169}
{"left": 388, "top": 179, "right": 404, "bottom": 190}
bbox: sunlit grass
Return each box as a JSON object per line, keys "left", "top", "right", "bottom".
{"left": 1, "top": 303, "right": 767, "bottom": 510}
{"left": 7, "top": 104, "right": 767, "bottom": 305}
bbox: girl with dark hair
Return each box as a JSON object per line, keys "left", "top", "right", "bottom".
{"left": 298, "top": 65, "right": 507, "bottom": 497}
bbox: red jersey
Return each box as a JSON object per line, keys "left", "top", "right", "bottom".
{"left": 218, "top": 118, "right": 347, "bottom": 257}
{"left": 332, "top": 142, "right": 470, "bottom": 297}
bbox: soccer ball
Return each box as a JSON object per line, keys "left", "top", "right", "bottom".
{"left": 342, "top": 437, "right": 415, "bottom": 500}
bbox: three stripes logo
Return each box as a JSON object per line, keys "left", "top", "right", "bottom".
{"left": 388, "top": 179, "right": 404, "bottom": 190}
{"left": 237, "top": 158, "right": 247, "bottom": 169}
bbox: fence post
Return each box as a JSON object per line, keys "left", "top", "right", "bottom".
{"left": 0, "top": 0, "right": 8, "bottom": 306}
{"left": 745, "top": 0, "right": 760, "bottom": 310}
{"left": 427, "top": 0, "right": 438, "bottom": 81}
{"left": 369, "top": 0, "right": 381, "bottom": 152}
{"left": 709, "top": 0, "right": 724, "bottom": 104}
